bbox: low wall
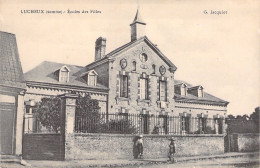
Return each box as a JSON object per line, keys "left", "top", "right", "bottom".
{"left": 22, "top": 134, "right": 64, "bottom": 160}
{"left": 237, "top": 133, "right": 260, "bottom": 152}
{"left": 69, "top": 133, "right": 224, "bottom": 160}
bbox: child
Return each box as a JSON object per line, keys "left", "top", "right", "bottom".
{"left": 168, "top": 138, "right": 176, "bottom": 162}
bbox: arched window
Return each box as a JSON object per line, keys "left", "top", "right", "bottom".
{"left": 152, "top": 64, "right": 156, "bottom": 74}
{"left": 133, "top": 61, "right": 136, "bottom": 71}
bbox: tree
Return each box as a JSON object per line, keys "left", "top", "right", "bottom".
{"left": 75, "top": 94, "right": 101, "bottom": 133}
{"left": 250, "top": 107, "right": 259, "bottom": 120}
{"left": 249, "top": 107, "right": 259, "bottom": 132}
{"left": 227, "top": 114, "right": 235, "bottom": 119}
{"left": 35, "top": 97, "right": 61, "bottom": 133}
{"left": 35, "top": 94, "right": 101, "bottom": 133}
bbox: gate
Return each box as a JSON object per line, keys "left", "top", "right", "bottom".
{"left": 22, "top": 114, "right": 64, "bottom": 160}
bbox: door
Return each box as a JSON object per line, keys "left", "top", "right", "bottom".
{"left": 0, "top": 103, "right": 15, "bottom": 154}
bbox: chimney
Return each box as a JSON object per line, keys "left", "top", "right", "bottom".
{"left": 95, "top": 37, "right": 106, "bottom": 61}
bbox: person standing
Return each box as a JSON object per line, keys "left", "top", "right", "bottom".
{"left": 168, "top": 138, "right": 176, "bottom": 162}
{"left": 133, "top": 135, "right": 143, "bottom": 159}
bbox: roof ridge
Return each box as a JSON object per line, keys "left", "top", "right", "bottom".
{"left": 42, "top": 60, "right": 84, "bottom": 68}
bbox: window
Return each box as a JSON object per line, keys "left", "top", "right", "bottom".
{"left": 140, "top": 78, "right": 148, "bottom": 99}
{"left": 214, "top": 118, "right": 223, "bottom": 134}
{"left": 85, "top": 70, "right": 98, "bottom": 86}
{"left": 88, "top": 75, "right": 96, "bottom": 86}
{"left": 199, "top": 118, "right": 207, "bottom": 133}
{"left": 133, "top": 61, "right": 136, "bottom": 71}
{"left": 152, "top": 64, "right": 155, "bottom": 74}
{"left": 198, "top": 88, "right": 203, "bottom": 97}
{"left": 158, "top": 115, "right": 168, "bottom": 134}
{"left": 120, "top": 75, "right": 128, "bottom": 98}
{"left": 59, "top": 66, "right": 70, "bottom": 82}
{"left": 60, "top": 70, "right": 69, "bottom": 82}
{"left": 181, "top": 85, "right": 187, "bottom": 96}
{"left": 159, "top": 81, "right": 167, "bottom": 101}
{"left": 181, "top": 116, "right": 190, "bottom": 133}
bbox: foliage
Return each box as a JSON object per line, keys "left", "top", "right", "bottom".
{"left": 76, "top": 94, "right": 100, "bottom": 117}
{"left": 35, "top": 97, "right": 61, "bottom": 133}
{"left": 35, "top": 94, "right": 101, "bottom": 134}
{"left": 226, "top": 107, "right": 259, "bottom": 133}
{"left": 76, "top": 94, "right": 101, "bottom": 133}
{"left": 204, "top": 126, "right": 215, "bottom": 134}
{"left": 152, "top": 126, "right": 160, "bottom": 134}
{"left": 102, "top": 119, "right": 137, "bottom": 134}
{"left": 192, "top": 126, "right": 215, "bottom": 134}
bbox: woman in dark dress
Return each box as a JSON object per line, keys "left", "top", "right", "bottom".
{"left": 133, "top": 135, "right": 143, "bottom": 159}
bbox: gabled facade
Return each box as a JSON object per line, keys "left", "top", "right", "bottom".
{"left": 24, "top": 9, "right": 229, "bottom": 135}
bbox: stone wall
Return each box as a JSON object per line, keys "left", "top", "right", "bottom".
{"left": 237, "top": 133, "right": 260, "bottom": 152}
{"left": 69, "top": 133, "right": 224, "bottom": 160}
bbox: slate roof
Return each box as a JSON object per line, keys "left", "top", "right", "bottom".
{"left": 174, "top": 80, "right": 229, "bottom": 106}
{"left": 85, "top": 36, "right": 177, "bottom": 71}
{"left": 24, "top": 61, "right": 109, "bottom": 92}
{"left": 0, "top": 31, "right": 26, "bottom": 89}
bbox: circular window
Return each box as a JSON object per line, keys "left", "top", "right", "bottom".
{"left": 139, "top": 53, "right": 148, "bottom": 63}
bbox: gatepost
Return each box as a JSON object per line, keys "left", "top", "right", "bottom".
{"left": 60, "top": 93, "right": 78, "bottom": 160}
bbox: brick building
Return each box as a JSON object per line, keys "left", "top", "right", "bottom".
{"left": 24, "top": 10, "right": 228, "bottom": 135}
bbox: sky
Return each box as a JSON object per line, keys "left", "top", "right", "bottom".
{"left": 0, "top": 0, "right": 259, "bottom": 116}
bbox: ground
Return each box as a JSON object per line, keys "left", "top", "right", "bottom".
{"left": 124, "top": 156, "right": 260, "bottom": 168}
{"left": 0, "top": 154, "right": 259, "bottom": 168}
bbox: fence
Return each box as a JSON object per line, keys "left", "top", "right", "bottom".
{"left": 23, "top": 112, "right": 224, "bottom": 135}
{"left": 75, "top": 113, "right": 224, "bottom": 135}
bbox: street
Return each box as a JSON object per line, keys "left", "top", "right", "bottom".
{"left": 0, "top": 155, "right": 259, "bottom": 168}
{"left": 124, "top": 156, "right": 260, "bottom": 168}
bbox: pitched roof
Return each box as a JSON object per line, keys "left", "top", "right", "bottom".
{"left": 85, "top": 36, "right": 177, "bottom": 71}
{"left": 0, "top": 31, "right": 26, "bottom": 89}
{"left": 174, "top": 79, "right": 229, "bottom": 106}
{"left": 24, "top": 61, "right": 109, "bottom": 92}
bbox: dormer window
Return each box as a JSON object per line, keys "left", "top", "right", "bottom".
{"left": 174, "top": 83, "right": 187, "bottom": 96}
{"left": 188, "top": 85, "right": 204, "bottom": 98}
{"left": 198, "top": 87, "right": 203, "bottom": 98}
{"left": 59, "top": 66, "right": 70, "bottom": 83}
{"left": 181, "top": 84, "right": 187, "bottom": 96}
{"left": 86, "top": 70, "right": 98, "bottom": 86}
